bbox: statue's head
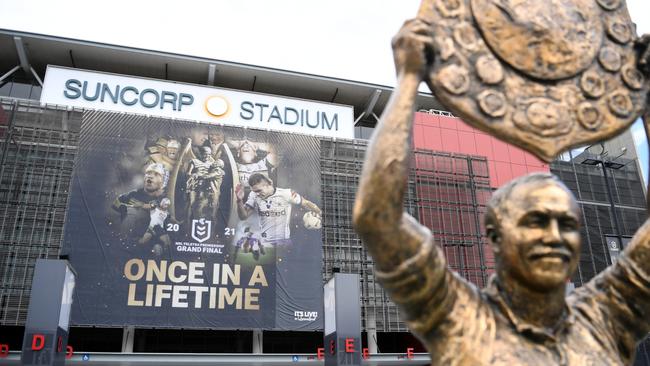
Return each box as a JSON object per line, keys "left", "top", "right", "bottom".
{"left": 485, "top": 173, "right": 581, "bottom": 292}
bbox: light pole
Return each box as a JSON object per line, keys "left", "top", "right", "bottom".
{"left": 580, "top": 145, "right": 627, "bottom": 258}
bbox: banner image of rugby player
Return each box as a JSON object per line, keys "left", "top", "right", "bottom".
{"left": 62, "top": 111, "right": 322, "bottom": 330}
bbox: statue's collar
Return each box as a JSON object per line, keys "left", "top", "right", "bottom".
{"left": 484, "top": 275, "right": 576, "bottom": 344}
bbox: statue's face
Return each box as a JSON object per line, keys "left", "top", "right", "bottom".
{"left": 496, "top": 181, "right": 581, "bottom": 291}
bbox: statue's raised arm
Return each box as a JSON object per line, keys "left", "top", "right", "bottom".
{"left": 352, "top": 20, "right": 474, "bottom": 339}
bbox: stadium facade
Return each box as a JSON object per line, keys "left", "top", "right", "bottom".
{"left": 0, "top": 29, "right": 649, "bottom": 365}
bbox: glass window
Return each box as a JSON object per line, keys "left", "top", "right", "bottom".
{"left": 354, "top": 126, "right": 374, "bottom": 140}
{"left": 30, "top": 85, "right": 42, "bottom": 100}
{"left": 9, "top": 82, "right": 32, "bottom": 99}
{"left": 0, "top": 69, "right": 41, "bottom": 101}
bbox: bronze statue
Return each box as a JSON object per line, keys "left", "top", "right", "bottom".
{"left": 353, "top": 13, "right": 650, "bottom": 366}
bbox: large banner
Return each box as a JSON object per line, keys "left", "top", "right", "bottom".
{"left": 63, "top": 111, "right": 323, "bottom": 330}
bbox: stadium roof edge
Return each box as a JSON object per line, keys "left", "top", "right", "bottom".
{"left": 0, "top": 29, "right": 443, "bottom": 124}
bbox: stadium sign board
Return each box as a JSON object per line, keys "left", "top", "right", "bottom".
{"left": 41, "top": 66, "right": 355, "bottom": 139}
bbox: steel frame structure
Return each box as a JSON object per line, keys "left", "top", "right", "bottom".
{"left": 320, "top": 138, "right": 493, "bottom": 333}
{"left": 0, "top": 99, "right": 81, "bottom": 325}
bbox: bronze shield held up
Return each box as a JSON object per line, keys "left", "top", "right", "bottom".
{"left": 417, "top": 0, "right": 649, "bottom": 162}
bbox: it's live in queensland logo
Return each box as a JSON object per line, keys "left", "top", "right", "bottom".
{"left": 294, "top": 310, "right": 318, "bottom": 322}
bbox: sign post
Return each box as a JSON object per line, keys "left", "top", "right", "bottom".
{"left": 21, "top": 260, "right": 76, "bottom": 366}
{"left": 604, "top": 235, "right": 632, "bottom": 264}
{"left": 324, "top": 273, "right": 362, "bottom": 366}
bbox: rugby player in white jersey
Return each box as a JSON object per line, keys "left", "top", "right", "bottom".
{"left": 231, "top": 139, "right": 276, "bottom": 190}
{"left": 229, "top": 139, "right": 276, "bottom": 248}
{"left": 235, "top": 173, "right": 321, "bottom": 245}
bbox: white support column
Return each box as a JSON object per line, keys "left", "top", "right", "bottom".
{"left": 363, "top": 90, "right": 382, "bottom": 118}
{"left": 366, "top": 310, "right": 378, "bottom": 354}
{"left": 252, "top": 329, "right": 263, "bottom": 354}
{"left": 121, "top": 326, "right": 135, "bottom": 353}
{"left": 13, "top": 37, "right": 31, "bottom": 74}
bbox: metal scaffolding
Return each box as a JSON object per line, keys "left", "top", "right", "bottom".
{"left": 320, "top": 138, "right": 493, "bottom": 332}
{"left": 550, "top": 156, "right": 647, "bottom": 285}
{"left": 0, "top": 99, "right": 82, "bottom": 325}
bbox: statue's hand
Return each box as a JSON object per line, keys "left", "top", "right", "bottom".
{"left": 392, "top": 18, "right": 433, "bottom": 78}
{"left": 636, "top": 34, "right": 650, "bottom": 79}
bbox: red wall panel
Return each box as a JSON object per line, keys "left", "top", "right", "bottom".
{"left": 411, "top": 112, "right": 550, "bottom": 287}
{"left": 413, "top": 112, "right": 549, "bottom": 187}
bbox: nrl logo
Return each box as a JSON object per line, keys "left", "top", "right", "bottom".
{"left": 191, "top": 218, "right": 212, "bottom": 243}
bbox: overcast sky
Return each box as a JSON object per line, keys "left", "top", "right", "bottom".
{"left": 2, "top": 0, "right": 644, "bottom": 87}
{"left": 1, "top": 0, "right": 649, "bottom": 180}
